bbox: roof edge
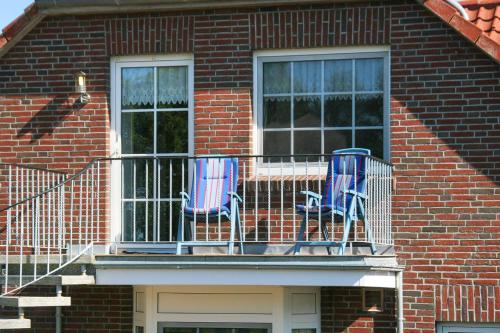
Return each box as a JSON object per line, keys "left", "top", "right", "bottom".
{"left": 418, "top": 0, "right": 500, "bottom": 62}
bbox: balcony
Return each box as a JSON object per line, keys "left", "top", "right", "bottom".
{"left": 109, "top": 153, "right": 393, "bottom": 257}
{"left": 1, "top": 152, "right": 396, "bottom": 294}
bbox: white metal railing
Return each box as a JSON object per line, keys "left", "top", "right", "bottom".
{"left": 0, "top": 164, "right": 66, "bottom": 211}
{"left": 113, "top": 154, "right": 393, "bottom": 251}
{"left": 0, "top": 153, "right": 392, "bottom": 295}
{"left": 0, "top": 161, "right": 106, "bottom": 296}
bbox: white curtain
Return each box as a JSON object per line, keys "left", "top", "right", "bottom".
{"left": 325, "top": 95, "right": 352, "bottom": 101}
{"left": 325, "top": 60, "right": 352, "bottom": 92}
{"left": 121, "top": 67, "right": 154, "bottom": 107}
{"left": 355, "top": 59, "right": 383, "bottom": 91}
{"left": 293, "top": 61, "right": 321, "bottom": 93}
{"left": 263, "top": 62, "right": 291, "bottom": 94}
{"left": 158, "top": 66, "right": 188, "bottom": 105}
{"left": 121, "top": 66, "right": 188, "bottom": 107}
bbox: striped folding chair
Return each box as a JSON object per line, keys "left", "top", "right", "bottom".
{"left": 176, "top": 157, "right": 244, "bottom": 255}
{"left": 294, "top": 148, "right": 375, "bottom": 255}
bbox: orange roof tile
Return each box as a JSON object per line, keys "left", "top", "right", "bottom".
{"left": 420, "top": 0, "right": 500, "bottom": 61}
{"left": 461, "top": 0, "right": 500, "bottom": 42}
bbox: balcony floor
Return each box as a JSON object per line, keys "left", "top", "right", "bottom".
{"left": 93, "top": 251, "right": 400, "bottom": 288}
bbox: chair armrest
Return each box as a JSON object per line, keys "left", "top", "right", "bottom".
{"left": 300, "top": 190, "right": 322, "bottom": 200}
{"left": 228, "top": 192, "right": 243, "bottom": 203}
{"left": 179, "top": 192, "right": 190, "bottom": 202}
{"left": 341, "top": 189, "right": 367, "bottom": 199}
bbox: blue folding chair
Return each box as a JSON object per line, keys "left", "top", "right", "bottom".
{"left": 176, "top": 157, "right": 244, "bottom": 255}
{"left": 294, "top": 148, "right": 375, "bottom": 255}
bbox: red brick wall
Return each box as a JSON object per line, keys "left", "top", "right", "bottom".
{"left": 390, "top": 2, "right": 500, "bottom": 333}
{"left": 4, "top": 285, "right": 133, "bottom": 333}
{"left": 0, "top": 1, "right": 498, "bottom": 333}
{"left": 321, "top": 287, "right": 397, "bottom": 333}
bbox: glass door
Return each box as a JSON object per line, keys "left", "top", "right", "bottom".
{"left": 115, "top": 59, "right": 192, "bottom": 243}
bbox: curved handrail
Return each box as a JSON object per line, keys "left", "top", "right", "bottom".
{"left": 0, "top": 158, "right": 102, "bottom": 213}
{"left": 0, "top": 163, "right": 67, "bottom": 174}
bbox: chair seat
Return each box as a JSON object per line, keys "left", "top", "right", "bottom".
{"left": 295, "top": 204, "right": 347, "bottom": 217}
{"left": 184, "top": 206, "right": 231, "bottom": 217}
{"left": 296, "top": 204, "right": 332, "bottom": 214}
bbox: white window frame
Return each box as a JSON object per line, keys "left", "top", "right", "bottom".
{"left": 109, "top": 55, "right": 194, "bottom": 245}
{"left": 437, "top": 323, "right": 500, "bottom": 333}
{"left": 253, "top": 47, "right": 390, "bottom": 175}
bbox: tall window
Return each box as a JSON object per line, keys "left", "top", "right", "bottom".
{"left": 258, "top": 52, "right": 388, "bottom": 161}
{"left": 115, "top": 59, "right": 192, "bottom": 242}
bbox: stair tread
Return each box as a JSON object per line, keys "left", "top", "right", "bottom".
{"left": 0, "top": 318, "right": 31, "bottom": 329}
{"left": 0, "top": 296, "right": 71, "bottom": 308}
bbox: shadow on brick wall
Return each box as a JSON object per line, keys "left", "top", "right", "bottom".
{"left": 16, "top": 97, "right": 82, "bottom": 144}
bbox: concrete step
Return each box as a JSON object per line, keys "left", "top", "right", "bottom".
{"left": 0, "top": 274, "right": 95, "bottom": 286}
{"left": 0, "top": 318, "right": 31, "bottom": 329}
{"left": 0, "top": 296, "right": 71, "bottom": 308}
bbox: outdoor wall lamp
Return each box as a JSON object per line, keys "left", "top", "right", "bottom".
{"left": 75, "top": 71, "right": 91, "bottom": 104}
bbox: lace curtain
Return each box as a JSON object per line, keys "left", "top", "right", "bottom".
{"left": 158, "top": 66, "right": 188, "bottom": 105}
{"left": 263, "top": 58, "right": 383, "bottom": 98}
{"left": 121, "top": 66, "right": 188, "bottom": 108}
{"left": 122, "top": 68, "right": 154, "bottom": 107}
{"left": 356, "top": 59, "right": 383, "bottom": 91}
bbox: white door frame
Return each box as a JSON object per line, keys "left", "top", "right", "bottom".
{"left": 109, "top": 54, "right": 194, "bottom": 246}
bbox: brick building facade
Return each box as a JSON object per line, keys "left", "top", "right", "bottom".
{"left": 0, "top": 0, "right": 498, "bottom": 332}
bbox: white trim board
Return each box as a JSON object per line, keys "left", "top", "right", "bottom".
{"left": 96, "top": 268, "right": 397, "bottom": 288}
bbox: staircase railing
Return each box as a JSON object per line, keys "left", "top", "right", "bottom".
{"left": 0, "top": 164, "right": 66, "bottom": 211}
{"left": 0, "top": 160, "right": 106, "bottom": 296}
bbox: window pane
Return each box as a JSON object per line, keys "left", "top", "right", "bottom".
{"left": 325, "top": 60, "right": 352, "bottom": 92}
{"left": 325, "top": 95, "right": 352, "bottom": 127}
{"left": 158, "top": 66, "right": 188, "bottom": 109}
{"left": 236, "top": 330, "right": 268, "bottom": 333}
{"left": 159, "top": 201, "right": 180, "bottom": 242}
{"left": 264, "top": 97, "right": 291, "bottom": 128}
{"left": 293, "top": 61, "right": 321, "bottom": 93}
{"left": 121, "top": 112, "right": 154, "bottom": 154}
{"left": 264, "top": 62, "right": 291, "bottom": 94}
{"left": 324, "top": 130, "right": 352, "bottom": 154}
{"left": 355, "top": 94, "right": 383, "bottom": 126}
{"left": 200, "top": 329, "right": 232, "bottom": 333}
{"left": 294, "top": 97, "right": 321, "bottom": 128}
{"left": 294, "top": 130, "right": 321, "bottom": 161}
{"left": 163, "top": 329, "right": 197, "bottom": 333}
{"left": 122, "top": 159, "right": 154, "bottom": 199}
{"left": 355, "top": 58, "right": 383, "bottom": 91}
{"left": 356, "top": 129, "right": 383, "bottom": 158}
{"left": 159, "top": 159, "right": 188, "bottom": 199}
{"left": 122, "top": 202, "right": 134, "bottom": 241}
{"left": 157, "top": 111, "right": 188, "bottom": 153}
{"left": 122, "top": 201, "right": 153, "bottom": 241}
{"left": 292, "top": 330, "right": 316, "bottom": 333}
{"left": 263, "top": 131, "right": 291, "bottom": 162}
{"left": 122, "top": 67, "right": 154, "bottom": 109}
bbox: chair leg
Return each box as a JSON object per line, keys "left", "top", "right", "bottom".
{"left": 321, "top": 222, "right": 332, "bottom": 255}
{"left": 235, "top": 207, "right": 244, "bottom": 254}
{"left": 176, "top": 216, "right": 185, "bottom": 255}
{"left": 340, "top": 216, "right": 352, "bottom": 255}
{"left": 228, "top": 209, "right": 236, "bottom": 255}
{"left": 294, "top": 217, "right": 307, "bottom": 255}
{"left": 358, "top": 197, "right": 376, "bottom": 254}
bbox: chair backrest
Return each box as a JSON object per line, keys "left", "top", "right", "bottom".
{"left": 322, "top": 148, "right": 370, "bottom": 212}
{"left": 187, "top": 157, "right": 239, "bottom": 210}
